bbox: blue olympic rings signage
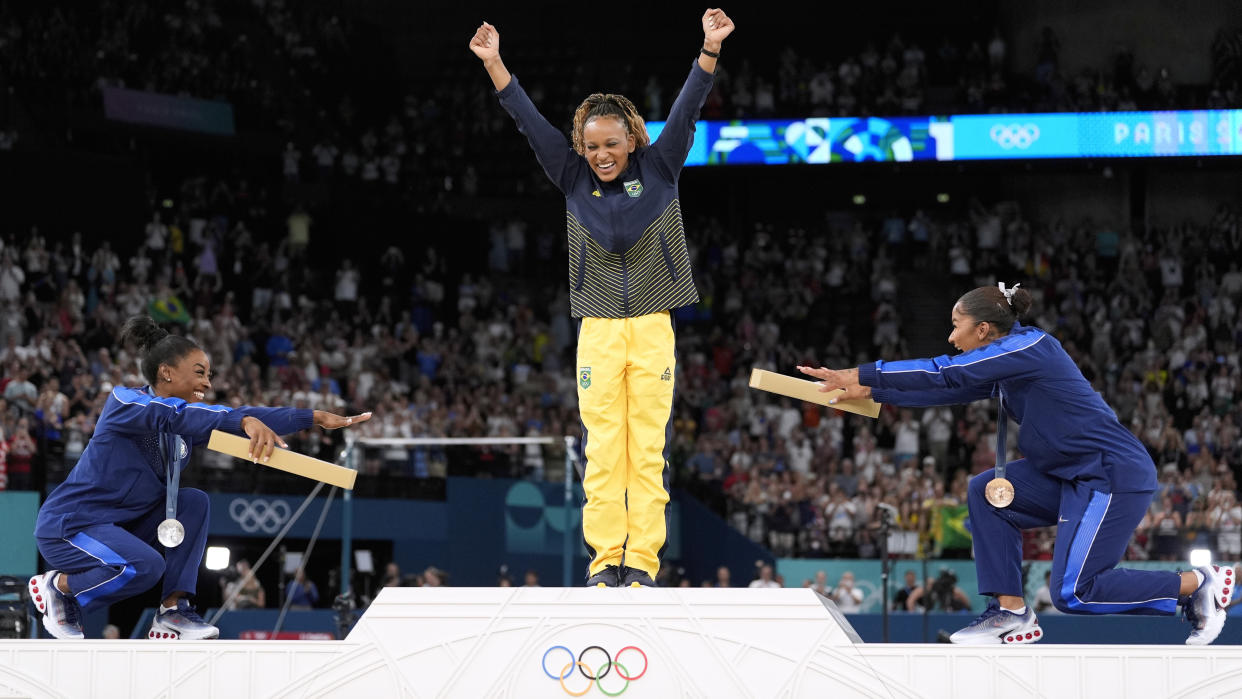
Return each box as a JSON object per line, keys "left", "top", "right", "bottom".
{"left": 541, "top": 645, "right": 648, "bottom": 696}
{"left": 228, "top": 497, "right": 291, "bottom": 534}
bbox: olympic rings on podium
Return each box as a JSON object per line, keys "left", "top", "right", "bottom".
{"left": 614, "top": 646, "right": 647, "bottom": 680}
{"left": 558, "top": 661, "right": 595, "bottom": 696}
{"left": 542, "top": 645, "right": 649, "bottom": 695}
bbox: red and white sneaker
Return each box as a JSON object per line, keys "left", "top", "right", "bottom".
{"left": 147, "top": 599, "right": 219, "bottom": 640}
{"left": 28, "top": 571, "right": 84, "bottom": 640}
{"left": 1186, "top": 564, "right": 1235, "bottom": 646}
{"left": 949, "top": 599, "right": 1043, "bottom": 645}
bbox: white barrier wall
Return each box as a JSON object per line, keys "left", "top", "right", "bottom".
{"left": 2, "top": 587, "right": 1242, "bottom": 698}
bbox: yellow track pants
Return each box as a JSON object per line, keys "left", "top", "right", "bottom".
{"left": 577, "top": 311, "right": 675, "bottom": 579}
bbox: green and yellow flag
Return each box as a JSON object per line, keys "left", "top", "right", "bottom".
{"left": 932, "top": 504, "right": 972, "bottom": 554}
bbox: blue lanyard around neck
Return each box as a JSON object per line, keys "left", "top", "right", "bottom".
{"left": 161, "top": 433, "right": 185, "bottom": 520}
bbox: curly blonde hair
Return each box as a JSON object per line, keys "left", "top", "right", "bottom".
{"left": 570, "top": 93, "right": 650, "bottom": 155}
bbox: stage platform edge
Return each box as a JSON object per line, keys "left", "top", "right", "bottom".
{"left": 2, "top": 587, "right": 1242, "bottom": 698}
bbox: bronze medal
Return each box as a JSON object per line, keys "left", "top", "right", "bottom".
{"left": 985, "top": 477, "right": 1015, "bottom": 508}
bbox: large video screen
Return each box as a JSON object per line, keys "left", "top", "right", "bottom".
{"left": 647, "top": 110, "right": 1242, "bottom": 166}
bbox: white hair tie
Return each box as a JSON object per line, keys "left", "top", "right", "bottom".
{"left": 998, "top": 282, "right": 1020, "bottom": 306}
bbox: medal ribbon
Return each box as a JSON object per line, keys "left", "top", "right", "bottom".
{"left": 162, "top": 433, "right": 184, "bottom": 522}
{"left": 994, "top": 391, "right": 1006, "bottom": 480}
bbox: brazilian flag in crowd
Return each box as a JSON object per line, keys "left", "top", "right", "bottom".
{"left": 149, "top": 294, "right": 191, "bottom": 325}
{"left": 932, "top": 504, "right": 972, "bottom": 555}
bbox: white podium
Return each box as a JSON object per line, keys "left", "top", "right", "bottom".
{"left": 3, "top": 587, "right": 1242, "bottom": 698}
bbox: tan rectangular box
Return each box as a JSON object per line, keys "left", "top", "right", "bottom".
{"left": 748, "top": 368, "right": 882, "bottom": 418}
{"left": 207, "top": 429, "right": 357, "bottom": 490}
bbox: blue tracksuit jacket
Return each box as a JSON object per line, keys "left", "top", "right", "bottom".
{"left": 857, "top": 322, "right": 1156, "bottom": 494}
{"left": 35, "top": 386, "right": 312, "bottom": 539}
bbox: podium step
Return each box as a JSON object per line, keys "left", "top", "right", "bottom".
{"left": 2, "top": 587, "right": 1242, "bottom": 698}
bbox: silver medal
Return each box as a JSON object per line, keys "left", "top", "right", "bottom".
{"left": 157, "top": 518, "right": 185, "bottom": 547}
{"left": 159, "top": 434, "right": 187, "bottom": 548}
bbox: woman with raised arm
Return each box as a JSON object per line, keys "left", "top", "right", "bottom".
{"left": 799, "top": 284, "right": 1232, "bottom": 646}
{"left": 469, "top": 9, "right": 734, "bottom": 587}
{"left": 29, "top": 315, "right": 370, "bottom": 639}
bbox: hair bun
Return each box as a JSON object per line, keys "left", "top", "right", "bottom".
{"left": 119, "top": 315, "right": 168, "bottom": 353}
{"left": 1010, "top": 287, "right": 1033, "bottom": 318}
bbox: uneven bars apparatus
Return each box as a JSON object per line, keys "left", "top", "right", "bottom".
{"left": 206, "top": 430, "right": 355, "bottom": 629}
{"left": 353, "top": 435, "right": 581, "bottom": 587}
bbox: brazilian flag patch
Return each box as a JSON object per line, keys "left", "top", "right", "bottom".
{"left": 579, "top": 366, "right": 592, "bottom": 389}
{"left": 624, "top": 179, "right": 643, "bottom": 198}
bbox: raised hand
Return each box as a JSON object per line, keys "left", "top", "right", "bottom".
{"left": 469, "top": 22, "right": 500, "bottom": 62}
{"left": 702, "top": 8, "right": 735, "bottom": 47}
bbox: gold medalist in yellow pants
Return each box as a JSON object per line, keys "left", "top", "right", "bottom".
{"left": 577, "top": 311, "right": 675, "bottom": 579}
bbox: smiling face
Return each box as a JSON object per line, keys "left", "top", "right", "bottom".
{"left": 156, "top": 348, "right": 213, "bottom": 403}
{"left": 947, "top": 303, "right": 994, "bottom": 353}
{"left": 582, "top": 116, "right": 635, "bottom": 182}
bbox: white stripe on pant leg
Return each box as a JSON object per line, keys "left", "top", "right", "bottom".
{"left": 63, "top": 536, "right": 131, "bottom": 599}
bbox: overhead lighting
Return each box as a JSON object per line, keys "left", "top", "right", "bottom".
{"left": 205, "top": 546, "right": 231, "bottom": 570}
{"left": 936, "top": 193, "right": 950, "bottom": 203}
{"left": 852, "top": 194, "right": 866, "bottom": 205}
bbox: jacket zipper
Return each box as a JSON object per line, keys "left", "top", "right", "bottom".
{"left": 620, "top": 250, "right": 629, "bottom": 316}
{"left": 610, "top": 192, "right": 628, "bottom": 316}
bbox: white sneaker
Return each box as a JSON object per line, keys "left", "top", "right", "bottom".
{"left": 29, "top": 571, "right": 84, "bottom": 640}
{"left": 148, "top": 599, "right": 219, "bottom": 640}
{"left": 1186, "top": 564, "right": 1235, "bottom": 646}
{"left": 949, "top": 599, "right": 1043, "bottom": 645}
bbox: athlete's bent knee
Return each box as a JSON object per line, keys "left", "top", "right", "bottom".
{"left": 130, "top": 550, "right": 166, "bottom": 591}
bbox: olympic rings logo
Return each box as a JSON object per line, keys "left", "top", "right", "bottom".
{"left": 228, "top": 498, "right": 291, "bottom": 534}
{"left": 541, "top": 645, "right": 648, "bottom": 696}
{"left": 989, "top": 123, "right": 1041, "bottom": 149}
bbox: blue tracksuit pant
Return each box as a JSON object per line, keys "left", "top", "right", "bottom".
{"left": 35, "top": 488, "right": 209, "bottom": 611}
{"left": 969, "top": 460, "right": 1181, "bottom": 615}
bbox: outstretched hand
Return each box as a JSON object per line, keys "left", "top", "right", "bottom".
{"left": 795, "top": 365, "right": 872, "bottom": 403}
{"left": 314, "top": 410, "right": 373, "bottom": 430}
{"left": 469, "top": 22, "right": 500, "bottom": 62}
{"left": 702, "top": 8, "right": 735, "bottom": 46}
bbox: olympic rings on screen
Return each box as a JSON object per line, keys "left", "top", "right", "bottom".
{"left": 989, "top": 123, "right": 1041, "bottom": 150}
{"left": 542, "top": 645, "right": 649, "bottom": 695}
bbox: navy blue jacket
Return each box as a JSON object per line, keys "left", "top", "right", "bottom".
{"left": 496, "top": 63, "right": 714, "bottom": 318}
{"left": 35, "top": 386, "right": 312, "bottom": 538}
{"left": 858, "top": 323, "right": 1156, "bottom": 494}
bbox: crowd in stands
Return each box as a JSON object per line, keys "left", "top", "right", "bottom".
{"left": 1, "top": 185, "right": 1239, "bottom": 564}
